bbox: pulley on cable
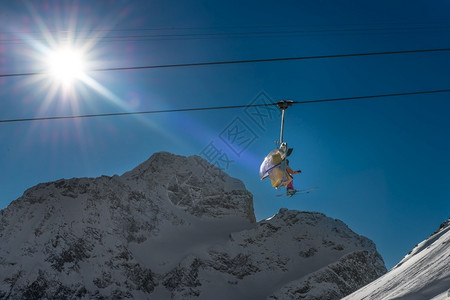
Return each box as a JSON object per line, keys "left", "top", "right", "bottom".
{"left": 259, "top": 100, "right": 295, "bottom": 189}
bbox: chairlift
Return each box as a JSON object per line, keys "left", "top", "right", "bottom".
{"left": 259, "top": 100, "right": 294, "bottom": 189}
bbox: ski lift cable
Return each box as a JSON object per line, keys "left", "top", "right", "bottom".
{"left": 1, "top": 88, "right": 449, "bottom": 124}
{"left": 4, "top": 20, "right": 450, "bottom": 45}
{"left": 3, "top": 24, "right": 450, "bottom": 45}
{"left": 4, "top": 20, "right": 450, "bottom": 35}
{"left": 1, "top": 47, "right": 450, "bottom": 78}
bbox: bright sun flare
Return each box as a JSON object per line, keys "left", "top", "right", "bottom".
{"left": 47, "top": 47, "right": 85, "bottom": 84}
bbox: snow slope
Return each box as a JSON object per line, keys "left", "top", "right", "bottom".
{"left": 343, "top": 218, "right": 450, "bottom": 300}
{"left": 0, "top": 152, "right": 386, "bottom": 299}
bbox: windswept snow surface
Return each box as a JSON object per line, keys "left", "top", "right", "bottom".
{"left": 344, "top": 218, "right": 450, "bottom": 300}
{"left": 0, "top": 152, "right": 386, "bottom": 299}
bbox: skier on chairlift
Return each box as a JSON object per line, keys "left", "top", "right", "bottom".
{"left": 286, "top": 159, "right": 301, "bottom": 195}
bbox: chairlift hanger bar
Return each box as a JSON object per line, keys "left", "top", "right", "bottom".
{"left": 277, "top": 100, "right": 294, "bottom": 144}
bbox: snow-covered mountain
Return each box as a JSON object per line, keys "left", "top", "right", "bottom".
{"left": 344, "top": 218, "right": 450, "bottom": 300}
{"left": 0, "top": 152, "right": 386, "bottom": 299}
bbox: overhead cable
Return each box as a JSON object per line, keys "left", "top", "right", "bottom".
{"left": 3, "top": 21, "right": 450, "bottom": 44}
{"left": 1, "top": 88, "right": 449, "bottom": 124}
{"left": 1, "top": 47, "right": 450, "bottom": 78}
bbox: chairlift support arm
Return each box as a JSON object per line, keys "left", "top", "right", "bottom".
{"left": 277, "top": 100, "right": 293, "bottom": 144}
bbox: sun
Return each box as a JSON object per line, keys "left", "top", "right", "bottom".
{"left": 46, "top": 47, "right": 85, "bottom": 85}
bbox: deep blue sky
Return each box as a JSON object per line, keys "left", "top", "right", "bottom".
{"left": 1, "top": 0, "right": 449, "bottom": 269}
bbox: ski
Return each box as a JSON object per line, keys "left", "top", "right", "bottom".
{"left": 276, "top": 187, "right": 318, "bottom": 197}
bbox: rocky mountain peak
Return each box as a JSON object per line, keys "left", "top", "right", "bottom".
{"left": 0, "top": 152, "right": 386, "bottom": 299}
{"left": 123, "top": 152, "right": 246, "bottom": 191}
{"left": 122, "top": 152, "right": 255, "bottom": 222}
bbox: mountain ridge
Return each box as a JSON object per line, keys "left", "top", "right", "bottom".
{"left": 0, "top": 152, "right": 386, "bottom": 299}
